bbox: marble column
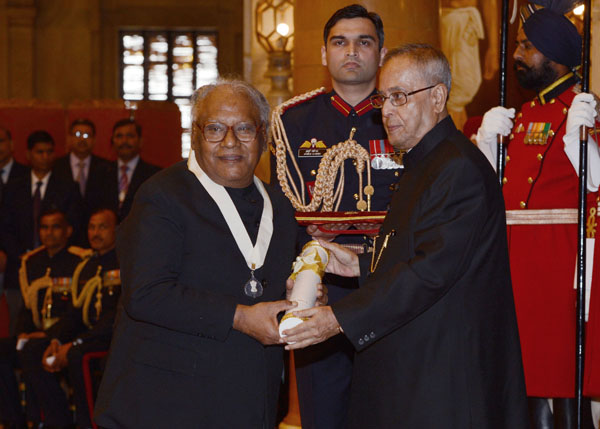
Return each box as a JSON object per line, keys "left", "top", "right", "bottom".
{"left": 4, "top": 0, "right": 36, "bottom": 98}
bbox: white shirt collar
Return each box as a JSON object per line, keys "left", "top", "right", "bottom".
{"left": 30, "top": 170, "right": 51, "bottom": 198}
{"left": 117, "top": 155, "right": 140, "bottom": 180}
{"left": 69, "top": 152, "right": 90, "bottom": 168}
{"left": 69, "top": 153, "right": 91, "bottom": 179}
{"left": 1, "top": 158, "right": 14, "bottom": 184}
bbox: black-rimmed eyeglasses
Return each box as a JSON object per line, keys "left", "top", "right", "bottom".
{"left": 370, "top": 85, "right": 436, "bottom": 108}
{"left": 194, "top": 122, "right": 260, "bottom": 143}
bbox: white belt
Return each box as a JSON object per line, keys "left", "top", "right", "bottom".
{"left": 506, "top": 208, "right": 578, "bottom": 225}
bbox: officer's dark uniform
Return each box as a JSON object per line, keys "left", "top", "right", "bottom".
{"left": 27, "top": 249, "right": 120, "bottom": 429}
{"left": 0, "top": 245, "right": 84, "bottom": 427}
{"left": 272, "top": 89, "right": 399, "bottom": 429}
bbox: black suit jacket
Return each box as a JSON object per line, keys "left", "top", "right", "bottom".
{"left": 53, "top": 154, "right": 111, "bottom": 213}
{"left": 333, "top": 117, "right": 529, "bottom": 428}
{"left": 53, "top": 154, "right": 111, "bottom": 245}
{"left": 0, "top": 160, "right": 28, "bottom": 205}
{"left": 95, "top": 161, "right": 297, "bottom": 428}
{"left": 0, "top": 173, "right": 83, "bottom": 289}
{"left": 102, "top": 158, "right": 160, "bottom": 222}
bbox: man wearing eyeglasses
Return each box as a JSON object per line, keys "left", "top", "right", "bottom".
{"left": 54, "top": 119, "right": 111, "bottom": 242}
{"left": 281, "top": 44, "right": 529, "bottom": 428}
{"left": 270, "top": 5, "right": 397, "bottom": 428}
{"left": 94, "top": 79, "right": 306, "bottom": 428}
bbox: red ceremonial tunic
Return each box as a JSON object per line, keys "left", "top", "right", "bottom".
{"left": 503, "top": 73, "right": 580, "bottom": 397}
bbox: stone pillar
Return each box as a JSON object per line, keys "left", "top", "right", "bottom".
{"left": 0, "top": 0, "right": 8, "bottom": 98}
{"left": 35, "top": 0, "right": 101, "bottom": 102}
{"left": 4, "top": 1, "right": 36, "bottom": 98}
{"left": 293, "top": 0, "right": 440, "bottom": 95}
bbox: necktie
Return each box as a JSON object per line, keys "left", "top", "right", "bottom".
{"left": 33, "top": 180, "right": 43, "bottom": 247}
{"left": 119, "top": 165, "right": 129, "bottom": 207}
{"left": 76, "top": 161, "right": 86, "bottom": 196}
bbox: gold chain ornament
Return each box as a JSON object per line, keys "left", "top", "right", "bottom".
{"left": 271, "top": 89, "right": 374, "bottom": 213}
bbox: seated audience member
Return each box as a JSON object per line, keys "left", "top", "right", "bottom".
{"left": 0, "top": 131, "right": 83, "bottom": 336}
{"left": 0, "top": 125, "right": 28, "bottom": 203}
{"left": 0, "top": 209, "right": 87, "bottom": 428}
{"left": 101, "top": 119, "right": 160, "bottom": 222}
{"left": 53, "top": 119, "right": 111, "bottom": 235}
{"left": 29, "top": 208, "right": 120, "bottom": 429}
{"left": 0, "top": 125, "right": 29, "bottom": 337}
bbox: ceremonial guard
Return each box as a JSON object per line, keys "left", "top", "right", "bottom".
{"left": 476, "top": 4, "right": 600, "bottom": 427}
{"left": 0, "top": 209, "right": 87, "bottom": 427}
{"left": 33, "top": 208, "right": 120, "bottom": 429}
{"left": 270, "top": 5, "right": 397, "bottom": 428}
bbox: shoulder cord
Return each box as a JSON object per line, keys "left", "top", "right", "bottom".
{"left": 271, "top": 88, "right": 373, "bottom": 212}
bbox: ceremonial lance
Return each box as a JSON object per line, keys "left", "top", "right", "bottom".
{"left": 576, "top": 1, "right": 591, "bottom": 426}
{"left": 496, "top": 0, "right": 510, "bottom": 184}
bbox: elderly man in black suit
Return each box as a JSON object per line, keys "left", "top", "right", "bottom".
{"left": 95, "top": 79, "right": 302, "bottom": 428}
{"left": 102, "top": 118, "right": 160, "bottom": 221}
{"left": 0, "top": 130, "right": 83, "bottom": 337}
{"left": 283, "top": 44, "right": 530, "bottom": 428}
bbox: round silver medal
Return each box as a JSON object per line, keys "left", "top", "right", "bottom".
{"left": 244, "top": 271, "right": 263, "bottom": 298}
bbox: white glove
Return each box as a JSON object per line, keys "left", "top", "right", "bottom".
{"left": 476, "top": 107, "right": 516, "bottom": 171}
{"left": 565, "top": 93, "right": 597, "bottom": 137}
{"left": 563, "top": 92, "right": 600, "bottom": 192}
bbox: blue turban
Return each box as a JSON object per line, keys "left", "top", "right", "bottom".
{"left": 523, "top": 8, "right": 582, "bottom": 67}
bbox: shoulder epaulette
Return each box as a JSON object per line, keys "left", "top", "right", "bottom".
{"left": 275, "top": 87, "right": 326, "bottom": 116}
{"left": 21, "top": 245, "right": 45, "bottom": 262}
{"left": 68, "top": 246, "right": 94, "bottom": 259}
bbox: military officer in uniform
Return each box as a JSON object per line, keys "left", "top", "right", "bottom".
{"left": 476, "top": 6, "right": 600, "bottom": 428}
{"left": 270, "top": 5, "right": 397, "bottom": 428}
{"left": 0, "top": 208, "right": 86, "bottom": 428}
{"left": 27, "top": 208, "right": 120, "bottom": 429}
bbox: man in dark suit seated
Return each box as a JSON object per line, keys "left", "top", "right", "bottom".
{"left": 53, "top": 119, "right": 111, "bottom": 240}
{"left": 0, "top": 125, "right": 28, "bottom": 203}
{"left": 25, "top": 208, "right": 120, "bottom": 429}
{"left": 0, "top": 209, "right": 86, "bottom": 428}
{"left": 94, "top": 79, "right": 303, "bottom": 428}
{"left": 0, "top": 125, "right": 29, "bottom": 337}
{"left": 102, "top": 119, "right": 160, "bottom": 222}
{"left": 0, "top": 130, "right": 83, "bottom": 340}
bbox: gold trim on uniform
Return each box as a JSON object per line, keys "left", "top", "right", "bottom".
{"left": 538, "top": 72, "right": 574, "bottom": 105}
{"left": 587, "top": 199, "right": 598, "bottom": 238}
{"left": 72, "top": 261, "right": 122, "bottom": 328}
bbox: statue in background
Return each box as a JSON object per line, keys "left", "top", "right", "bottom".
{"left": 440, "top": 0, "right": 498, "bottom": 130}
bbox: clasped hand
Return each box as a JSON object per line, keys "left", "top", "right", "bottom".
{"left": 280, "top": 240, "right": 360, "bottom": 349}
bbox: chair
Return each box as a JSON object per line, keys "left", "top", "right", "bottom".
{"left": 81, "top": 350, "right": 108, "bottom": 429}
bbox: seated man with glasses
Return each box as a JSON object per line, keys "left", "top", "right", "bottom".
{"left": 53, "top": 118, "right": 111, "bottom": 242}
{"left": 94, "top": 78, "right": 308, "bottom": 428}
